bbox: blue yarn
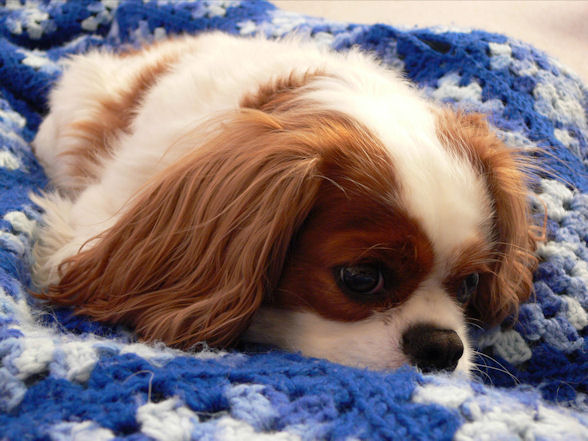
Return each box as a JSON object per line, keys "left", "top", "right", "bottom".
{"left": 1, "top": 352, "right": 460, "bottom": 441}
{"left": 1, "top": 1, "right": 587, "bottom": 440}
{"left": 38, "top": 308, "right": 130, "bottom": 339}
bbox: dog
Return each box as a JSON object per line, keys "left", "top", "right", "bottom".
{"left": 31, "top": 32, "right": 538, "bottom": 374}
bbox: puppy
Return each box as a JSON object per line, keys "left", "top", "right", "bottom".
{"left": 32, "top": 32, "right": 538, "bottom": 374}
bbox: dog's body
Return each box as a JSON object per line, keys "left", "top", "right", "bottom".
{"left": 33, "top": 33, "right": 537, "bottom": 374}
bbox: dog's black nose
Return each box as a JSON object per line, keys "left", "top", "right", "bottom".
{"left": 402, "top": 325, "right": 464, "bottom": 373}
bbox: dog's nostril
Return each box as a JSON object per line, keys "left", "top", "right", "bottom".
{"left": 402, "top": 325, "right": 464, "bottom": 373}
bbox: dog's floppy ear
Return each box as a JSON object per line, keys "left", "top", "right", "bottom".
{"left": 40, "top": 109, "right": 323, "bottom": 348}
{"left": 437, "top": 111, "right": 541, "bottom": 325}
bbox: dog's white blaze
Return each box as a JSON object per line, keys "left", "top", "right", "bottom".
{"left": 304, "top": 75, "right": 493, "bottom": 268}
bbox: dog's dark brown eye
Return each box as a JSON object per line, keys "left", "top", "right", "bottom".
{"left": 338, "top": 264, "right": 384, "bottom": 296}
{"left": 457, "top": 273, "right": 479, "bottom": 304}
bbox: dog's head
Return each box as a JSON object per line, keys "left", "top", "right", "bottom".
{"left": 47, "top": 72, "right": 538, "bottom": 374}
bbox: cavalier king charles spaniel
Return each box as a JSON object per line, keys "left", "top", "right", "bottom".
{"left": 32, "top": 33, "right": 539, "bottom": 374}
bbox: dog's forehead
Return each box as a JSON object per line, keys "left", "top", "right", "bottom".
{"left": 306, "top": 83, "right": 493, "bottom": 268}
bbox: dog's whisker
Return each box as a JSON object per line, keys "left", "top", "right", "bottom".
{"left": 472, "top": 350, "right": 520, "bottom": 385}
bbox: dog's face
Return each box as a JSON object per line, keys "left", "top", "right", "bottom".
{"left": 37, "top": 45, "right": 537, "bottom": 375}
{"left": 241, "top": 99, "right": 537, "bottom": 374}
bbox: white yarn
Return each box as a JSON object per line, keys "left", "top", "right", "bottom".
{"left": 489, "top": 329, "right": 533, "bottom": 365}
{"left": 414, "top": 378, "right": 588, "bottom": 441}
{"left": 217, "top": 416, "right": 303, "bottom": 441}
{"left": 562, "top": 295, "right": 588, "bottom": 331}
{"left": 137, "top": 398, "right": 198, "bottom": 441}
{"left": 412, "top": 379, "right": 473, "bottom": 408}
{"left": 12, "top": 333, "right": 55, "bottom": 380}
{"left": 488, "top": 42, "right": 512, "bottom": 70}
{"left": 534, "top": 73, "right": 587, "bottom": 130}
{"left": 49, "top": 421, "right": 115, "bottom": 441}
{"left": 4, "top": 211, "right": 37, "bottom": 238}
{"left": 51, "top": 341, "right": 99, "bottom": 382}
{"left": 0, "top": 151, "right": 21, "bottom": 171}
{"left": 431, "top": 72, "right": 483, "bottom": 102}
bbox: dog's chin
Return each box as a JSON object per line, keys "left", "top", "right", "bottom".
{"left": 243, "top": 307, "right": 473, "bottom": 376}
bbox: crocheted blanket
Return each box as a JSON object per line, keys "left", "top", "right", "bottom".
{"left": 1, "top": 1, "right": 586, "bottom": 440}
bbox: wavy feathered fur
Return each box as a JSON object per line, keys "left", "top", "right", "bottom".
{"left": 436, "top": 110, "right": 542, "bottom": 325}
{"left": 35, "top": 106, "right": 392, "bottom": 348}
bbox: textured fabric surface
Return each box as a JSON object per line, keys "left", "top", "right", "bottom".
{"left": 0, "top": 1, "right": 587, "bottom": 440}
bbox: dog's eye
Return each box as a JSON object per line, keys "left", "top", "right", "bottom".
{"left": 338, "top": 264, "right": 384, "bottom": 296}
{"left": 457, "top": 272, "right": 479, "bottom": 304}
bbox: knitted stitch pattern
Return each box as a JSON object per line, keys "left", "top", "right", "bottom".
{"left": 0, "top": 1, "right": 586, "bottom": 440}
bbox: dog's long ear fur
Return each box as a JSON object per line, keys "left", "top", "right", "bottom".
{"left": 40, "top": 109, "right": 324, "bottom": 348}
{"left": 437, "top": 111, "right": 541, "bottom": 325}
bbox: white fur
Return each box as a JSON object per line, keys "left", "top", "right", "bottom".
{"left": 245, "top": 283, "right": 473, "bottom": 373}
{"left": 33, "top": 33, "right": 491, "bottom": 374}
